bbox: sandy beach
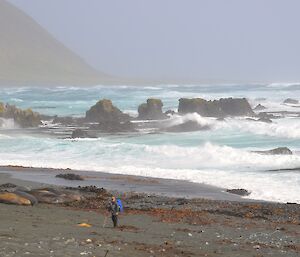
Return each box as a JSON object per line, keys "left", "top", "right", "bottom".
{"left": 0, "top": 167, "right": 299, "bottom": 257}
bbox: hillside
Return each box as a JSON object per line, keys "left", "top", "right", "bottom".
{"left": 0, "top": 0, "right": 114, "bottom": 86}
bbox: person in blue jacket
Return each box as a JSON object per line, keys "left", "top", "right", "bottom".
{"left": 107, "top": 196, "right": 120, "bottom": 228}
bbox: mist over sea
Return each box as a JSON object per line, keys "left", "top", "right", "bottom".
{"left": 1, "top": 83, "right": 300, "bottom": 203}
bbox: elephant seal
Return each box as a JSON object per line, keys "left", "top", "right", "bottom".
{"left": 29, "top": 188, "right": 83, "bottom": 204}
{"left": 15, "top": 191, "right": 38, "bottom": 205}
{"left": 0, "top": 192, "right": 32, "bottom": 205}
{"left": 29, "top": 189, "right": 61, "bottom": 204}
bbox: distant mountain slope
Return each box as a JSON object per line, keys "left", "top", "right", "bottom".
{"left": 0, "top": 0, "right": 114, "bottom": 85}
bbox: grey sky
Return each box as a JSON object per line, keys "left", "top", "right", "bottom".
{"left": 9, "top": 0, "right": 300, "bottom": 82}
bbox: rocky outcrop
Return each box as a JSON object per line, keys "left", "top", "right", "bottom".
{"left": 283, "top": 98, "right": 299, "bottom": 104}
{"left": 253, "top": 104, "right": 267, "bottom": 111}
{"left": 254, "top": 147, "right": 293, "bottom": 155}
{"left": 56, "top": 173, "right": 84, "bottom": 181}
{"left": 165, "top": 110, "right": 176, "bottom": 116}
{"left": 257, "top": 112, "right": 277, "bottom": 119}
{"left": 71, "top": 129, "right": 96, "bottom": 138}
{"left": 226, "top": 189, "right": 250, "bottom": 196}
{"left": 0, "top": 102, "right": 4, "bottom": 113}
{"left": 85, "top": 99, "right": 130, "bottom": 123}
{"left": 138, "top": 99, "right": 167, "bottom": 120}
{"left": 0, "top": 183, "right": 17, "bottom": 189}
{"left": 68, "top": 185, "right": 109, "bottom": 195}
{"left": 89, "top": 120, "right": 136, "bottom": 133}
{"left": 0, "top": 102, "right": 41, "bottom": 127}
{"left": 178, "top": 98, "right": 254, "bottom": 118}
{"left": 53, "top": 116, "right": 76, "bottom": 125}
{"left": 257, "top": 117, "right": 272, "bottom": 123}
{"left": 84, "top": 99, "right": 135, "bottom": 133}
{"left": 71, "top": 129, "right": 84, "bottom": 138}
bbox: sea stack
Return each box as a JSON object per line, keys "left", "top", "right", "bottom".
{"left": 138, "top": 98, "right": 167, "bottom": 120}
{"left": 85, "top": 99, "right": 131, "bottom": 123}
{"left": 0, "top": 102, "right": 41, "bottom": 127}
{"left": 178, "top": 98, "right": 254, "bottom": 117}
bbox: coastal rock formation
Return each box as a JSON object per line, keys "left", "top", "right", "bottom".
{"left": 90, "top": 120, "right": 136, "bottom": 133}
{"left": 56, "top": 173, "right": 84, "bottom": 181}
{"left": 254, "top": 147, "right": 293, "bottom": 155}
{"left": 71, "top": 129, "right": 86, "bottom": 138}
{"left": 68, "top": 185, "right": 109, "bottom": 195}
{"left": 0, "top": 102, "right": 41, "bottom": 127}
{"left": 178, "top": 98, "right": 254, "bottom": 118}
{"left": 138, "top": 99, "right": 167, "bottom": 120}
{"left": 71, "top": 129, "right": 96, "bottom": 139}
{"left": 53, "top": 116, "right": 76, "bottom": 125}
{"left": 85, "top": 99, "right": 130, "bottom": 123}
{"left": 257, "top": 112, "right": 277, "bottom": 119}
{"left": 0, "top": 183, "right": 17, "bottom": 189}
{"left": 283, "top": 98, "right": 299, "bottom": 104}
{"left": 84, "top": 99, "right": 136, "bottom": 133}
{"left": 165, "top": 110, "right": 176, "bottom": 116}
{"left": 226, "top": 189, "right": 250, "bottom": 196}
{"left": 257, "top": 117, "right": 272, "bottom": 123}
{"left": 253, "top": 104, "right": 267, "bottom": 111}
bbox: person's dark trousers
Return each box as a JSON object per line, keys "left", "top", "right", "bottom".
{"left": 112, "top": 215, "right": 118, "bottom": 227}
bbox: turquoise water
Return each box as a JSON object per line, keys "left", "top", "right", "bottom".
{"left": 1, "top": 83, "right": 300, "bottom": 116}
{"left": 0, "top": 84, "right": 300, "bottom": 203}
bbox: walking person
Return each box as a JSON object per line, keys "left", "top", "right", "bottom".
{"left": 107, "top": 196, "right": 120, "bottom": 228}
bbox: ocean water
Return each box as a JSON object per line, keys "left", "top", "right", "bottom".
{"left": 0, "top": 83, "right": 300, "bottom": 203}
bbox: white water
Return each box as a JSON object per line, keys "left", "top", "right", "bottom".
{"left": 0, "top": 118, "right": 17, "bottom": 129}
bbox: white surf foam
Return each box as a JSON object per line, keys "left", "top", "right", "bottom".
{"left": 169, "top": 113, "right": 300, "bottom": 139}
{"left": 166, "top": 113, "right": 215, "bottom": 127}
{"left": 0, "top": 137, "right": 299, "bottom": 203}
{"left": 266, "top": 82, "right": 300, "bottom": 88}
{"left": 0, "top": 118, "right": 17, "bottom": 129}
{"left": 223, "top": 117, "right": 300, "bottom": 139}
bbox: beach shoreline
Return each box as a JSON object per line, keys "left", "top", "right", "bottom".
{"left": 0, "top": 165, "right": 247, "bottom": 202}
{"left": 0, "top": 166, "right": 300, "bottom": 256}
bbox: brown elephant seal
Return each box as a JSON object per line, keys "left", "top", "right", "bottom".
{"left": 29, "top": 188, "right": 83, "bottom": 204}
{"left": 15, "top": 191, "right": 38, "bottom": 205}
{"left": 0, "top": 192, "right": 32, "bottom": 205}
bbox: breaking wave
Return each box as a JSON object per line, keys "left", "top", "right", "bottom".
{"left": 0, "top": 118, "right": 17, "bottom": 129}
{"left": 0, "top": 136, "right": 300, "bottom": 203}
{"left": 166, "top": 113, "right": 215, "bottom": 128}
{"left": 168, "top": 113, "right": 300, "bottom": 139}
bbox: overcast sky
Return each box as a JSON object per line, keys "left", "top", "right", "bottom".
{"left": 9, "top": 0, "right": 300, "bottom": 82}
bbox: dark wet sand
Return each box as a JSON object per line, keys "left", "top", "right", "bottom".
{"left": 0, "top": 167, "right": 299, "bottom": 257}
